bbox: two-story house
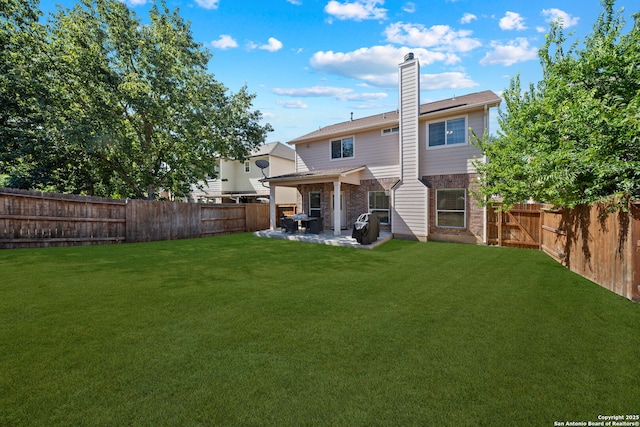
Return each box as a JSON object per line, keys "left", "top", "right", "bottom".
{"left": 264, "top": 54, "right": 500, "bottom": 244}
{"left": 190, "top": 141, "right": 296, "bottom": 205}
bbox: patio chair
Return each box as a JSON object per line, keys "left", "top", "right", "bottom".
{"left": 281, "top": 217, "right": 299, "bottom": 233}
{"left": 306, "top": 217, "right": 323, "bottom": 234}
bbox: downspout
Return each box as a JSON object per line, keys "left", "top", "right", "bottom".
{"left": 425, "top": 184, "right": 429, "bottom": 240}
{"left": 390, "top": 179, "right": 401, "bottom": 236}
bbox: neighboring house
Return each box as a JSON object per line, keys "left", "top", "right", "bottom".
{"left": 264, "top": 53, "right": 501, "bottom": 243}
{"left": 190, "top": 141, "right": 296, "bottom": 205}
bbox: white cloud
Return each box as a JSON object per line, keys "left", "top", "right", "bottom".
{"left": 272, "top": 86, "right": 387, "bottom": 102}
{"left": 311, "top": 45, "right": 465, "bottom": 88}
{"left": 278, "top": 100, "right": 308, "bottom": 109}
{"left": 247, "top": 38, "right": 283, "bottom": 52}
{"left": 324, "top": 0, "right": 387, "bottom": 22}
{"left": 460, "top": 13, "right": 477, "bottom": 25}
{"left": 195, "top": 0, "right": 219, "bottom": 10}
{"left": 541, "top": 8, "right": 579, "bottom": 28}
{"left": 421, "top": 72, "right": 479, "bottom": 90}
{"left": 499, "top": 11, "right": 527, "bottom": 31}
{"left": 119, "top": 0, "right": 148, "bottom": 5}
{"left": 260, "top": 37, "right": 283, "bottom": 52}
{"left": 211, "top": 35, "right": 238, "bottom": 50}
{"left": 286, "top": 0, "right": 302, "bottom": 5}
{"left": 274, "top": 86, "right": 349, "bottom": 97}
{"left": 348, "top": 92, "right": 389, "bottom": 101}
{"left": 480, "top": 38, "right": 538, "bottom": 66}
{"left": 402, "top": 2, "right": 416, "bottom": 13}
{"left": 384, "top": 22, "right": 481, "bottom": 53}
{"left": 309, "top": 45, "right": 479, "bottom": 89}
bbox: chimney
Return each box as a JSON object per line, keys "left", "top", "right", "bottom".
{"left": 398, "top": 53, "right": 420, "bottom": 180}
{"left": 393, "top": 53, "right": 428, "bottom": 240}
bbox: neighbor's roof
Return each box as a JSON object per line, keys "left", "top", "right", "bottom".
{"left": 288, "top": 90, "right": 501, "bottom": 145}
{"left": 249, "top": 141, "right": 295, "bottom": 161}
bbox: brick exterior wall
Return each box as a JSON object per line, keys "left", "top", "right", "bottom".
{"left": 297, "top": 178, "right": 399, "bottom": 231}
{"left": 293, "top": 174, "right": 484, "bottom": 243}
{"left": 423, "top": 173, "right": 485, "bottom": 244}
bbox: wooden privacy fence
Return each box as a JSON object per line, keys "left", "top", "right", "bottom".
{"left": 487, "top": 203, "right": 543, "bottom": 249}
{"left": 540, "top": 203, "right": 640, "bottom": 301}
{"left": 488, "top": 202, "right": 640, "bottom": 301}
{"left": 0, "top": 188, "right": 269, "bottom": 249}
{"left": 0, "top": 188, "right": 127, "bottom": 248}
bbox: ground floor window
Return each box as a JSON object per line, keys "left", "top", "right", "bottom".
{"left": 436, "top": 189, "right": 466, "bottom": 228}
{"left": 309, "top": 191, "right": 321, "bottom": 217}
{"left": 368, "top": 190, "right": 390, "bottom": 224}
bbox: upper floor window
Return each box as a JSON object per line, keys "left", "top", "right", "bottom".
{"left": 331, "top": 137, "right": 354, "bottom": 159}
{"left": 428, "top": 117, "right": 466, "bottom": 147}
{"left": 244, "top": 161, "right": 250, "bottom": 173}
{"left": 381, "top": 126, "right": 399, "bottom": 135}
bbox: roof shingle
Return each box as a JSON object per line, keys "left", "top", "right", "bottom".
{"left": 288, "top": 90, "right": 501, "bottom": 145}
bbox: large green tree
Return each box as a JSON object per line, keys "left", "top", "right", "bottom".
{"left": 473, "top": 0, "right": 639, "bottom": 209}
{"left": 1, "top": 0, "right": 271, "bottom": 199}
{"left": 0, "top": 0, "right": 60, "bottom": 190}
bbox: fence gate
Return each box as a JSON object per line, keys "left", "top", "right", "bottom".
{"left": 487, "top": 204, "right": 543, "bottom": 249}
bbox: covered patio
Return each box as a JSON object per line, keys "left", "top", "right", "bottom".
{"left": 262, "top": 166, "right": 366, "bottom": 235}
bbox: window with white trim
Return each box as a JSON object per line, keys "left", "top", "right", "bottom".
{"left": 381, "top": 126, "right": 399, "bottom": 135}
{"left": 436, "top": 189, "right": 466, "bottom": 228}
{"left": 244, "top": 161, "right": 250, "bottom": 173}
{"left": 309, "top": 192, "right": 321, "bottom": 218}
{"left": 368, "top": 191, "right": 390, "bottom": 224}
{"left": 331, "top": 137, "right": 354, "bottom": 159}
{"left": 428, "top": 117, "right": 467, "bottom": 147}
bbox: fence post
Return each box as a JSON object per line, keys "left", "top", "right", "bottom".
{"left": 632, "top": 203, "right": 640, "bottom": 301}
{"left": 497, "top": 207, "right": 502, "bottom": 247}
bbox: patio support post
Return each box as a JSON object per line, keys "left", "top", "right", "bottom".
{"left": 333, "top": 181, "right": 341, "bottom": 235}
{"left": 269, "top": 185, "right": 276, "bottom": 230}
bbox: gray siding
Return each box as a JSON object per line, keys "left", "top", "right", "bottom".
{"left": 295, "top": 128, "right": 400, "bottom": 180}
{"left": 392, "top": 57, "right": 428, "bottom": 240}
{"left": 399, "top": 63, "right": 419, "bottom": 180}
{"left": 419, "top": 110, "right": 485, "bottom": 176}
{"left": 392, "top": 182, "right": 428, "bottom": 238}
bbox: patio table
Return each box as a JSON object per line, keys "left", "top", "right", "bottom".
{"left": 290, "top": 214, "right": 322, "bottom": 234}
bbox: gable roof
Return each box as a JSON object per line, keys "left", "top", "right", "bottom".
{"left": 249, "top": 141, "right": 295, "bottom": 161}
{"left": 288, "top": 90, "right": 501, "bottom": 145}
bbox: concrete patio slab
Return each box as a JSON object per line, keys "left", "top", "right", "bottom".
{"left": 253, "top": 229, "right": 392, "bottom": 249}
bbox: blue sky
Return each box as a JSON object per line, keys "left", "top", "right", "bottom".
{"left": 39, "top": 0, "right": 638, "bottom": 144}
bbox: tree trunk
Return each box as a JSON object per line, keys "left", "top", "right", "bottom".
{"left": 146, "top": 184, "right": 155, "bottom": 200}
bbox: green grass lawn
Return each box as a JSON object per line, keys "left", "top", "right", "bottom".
{"left": 1, "top": 234, "right": 639, "bottom": 426}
